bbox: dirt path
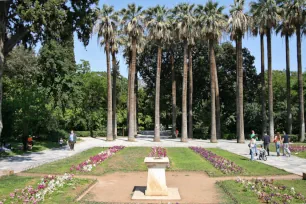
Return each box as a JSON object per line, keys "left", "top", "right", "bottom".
{"left": 17, "top": 171, "right": 302, "bottom": 204}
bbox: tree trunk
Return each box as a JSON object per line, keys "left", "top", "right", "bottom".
{"left": 0, "top": 5, "right": 6, "bottom": 140}
{"left": 128, "top": 38, "right": 136, "bottom": 141}
{"left": 237, "top": 35, "right": 245, "bottom": 143}
{"left": 285, "top": 34, "right": 292, "bottom": 134}
{"left": 112, "top": 52, "right": 117, "bottom": 140}
{"left": 106, "top": 41, "right": 113, "bottom": 141}
{"left": 154, "top": 47, "right": 162, "bottom": 142}
{"left": 260, "top": 34, "right": 267, "bottom": 138}
{"left": 297, "top": 27, "right": 305, "bottom": 142}
{"left": 267, "top": 29, "right": 274, "bottom": 141}
{"left": 134, "top": 68, "right": 138, "bottom": 136}
{"left": 209, "top": 40, "right": 217, "bottom": 143}
{"left": 215, "top": 65, "right": 221, "bottom": 140}
{"left": 181, "top": 41, "right": 188, "bottom": 142}
{"left": 236, "top": 38, "right": 239, "bottom": 141}
{"left": 171, "top": 51, "right": 177, "bottom": 139}
{"left": 127, "top": 51, "right": 132, "bottom": 135}
{"left": 188, "top": 47, "right": 193, "bottom": 139}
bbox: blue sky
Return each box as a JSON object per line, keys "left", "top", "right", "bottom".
{"left": 74, "top": 0, "right": 306, "bottom": 78}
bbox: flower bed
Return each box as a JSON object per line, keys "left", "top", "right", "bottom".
{"left": 189, "top": 147, "right": 243, "bottom": 174}
{"left": 289, "top": 145, "right": 306, "bottom": 153}
{"left": 235, "top": 177, "right": 306, "bottom": 203}
{"left": 148, "top": 147, "right": 167, "bottom": 158}
{"left": 0, "top": 174, "right": 74, "bottom": 204}
{"left": 70, "top": 146, "right": 125, "bottom": 172}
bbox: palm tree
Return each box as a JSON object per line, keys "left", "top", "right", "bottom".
{"left": 145, "top": 5, "right": 171, "bottom": 142}
{"left": 228, "top": 0, "right": 249, "bottom": 143}
{"left": 286, "top": 0, "right": 306, "bottom": 142}
{"left": 167, "top": 15, "right": 178, "bottom": 139}
{"left": 110, "top": 29, "right": 122, "bottom": 139}
{"left": 95, "top": 4, "right": 119, "bottom": 141}
{"left": 250, "top": 0, "right": 281, "bottom": 141}
{"left": 196, "top": 1, "right": 227, "bottom": 143}
{"left": 276, "top": 0, "right": 295, "bottom": 135}
{"left": 173, "top": 3, "right": 196, "bottom": 142}
{"left": 120, "top": 4, "right": 144, "bottom": 141}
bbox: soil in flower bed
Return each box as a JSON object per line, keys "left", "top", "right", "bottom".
{"left": 0, "top": 175, "right": 40, "bottom": 201}
{"left": 27, "top": 147, "right": 105, "bottom": 174}
{"left": 208, "top": 148, "right": 289, "bottom": 176}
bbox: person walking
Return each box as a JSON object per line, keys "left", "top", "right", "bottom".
{"left": 262, "top": 132, "right": 270, "bottom": 156}
{"left": 274, "top": 132, "right": 282, "bottom": 156}
{"left": 282, "top": 131, "right": 291, "bottom": 157}
{"left": 250, "top": 130, "right": 257, "bottom": 155}
{"left": 68, "top": 130, "right": 76, "bottom": 151}
{"left": 249, "top": 138, "right": 256, "bottom": 161}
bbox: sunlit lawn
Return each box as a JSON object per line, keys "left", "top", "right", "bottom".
{"left": 218, "top": 179, "right": 306, "bottom": 204}
{"left": 0, "top": 176, "right": 40, "bottom": 201}
{"left": 27, "top": 147, "right": 105, "bottom": 174}
{"left": 208, "top": 148, "right": 289, "bottom": 176}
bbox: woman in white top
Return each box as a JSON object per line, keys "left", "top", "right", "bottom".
{"left": 249, "top": 138, "right": 256, "bottom": 161}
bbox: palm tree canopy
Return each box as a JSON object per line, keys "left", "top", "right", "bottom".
{"left": 120, "top": 3, "right": 144, "bottom": 40}
{"left": 144, "top": 5, "right": 171, "bottom": 46}
{"left": 275, "top": 0, "right": 295, "bottom": 37}
{"left": 286, "top": 0, "right": 306, "bottom": 27}
{"left": 172, "top": 3, "right": 197, "bottom": 45}
{"left": 94, "top": 4, "right": 119, "bottom": 48}
{"left": 228, "top": 0, "right": 249, "bottom": 40}
{"left": 195, "top": 1, "right": 227, "bottom": 41}
{"left": 250, "top": 0, "right": 281, "bottom": 33}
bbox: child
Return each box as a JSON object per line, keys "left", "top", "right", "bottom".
{"left": 59, "top": 138, "right": 63, "bottom": 147}
{"left": 258, "top": 144, "right": 267, "bottom": 161}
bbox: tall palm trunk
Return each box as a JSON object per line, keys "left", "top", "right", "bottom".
{"left": 171, "top": 51, "right": 177, "bottom": 139}
{"left": 296, "top": 27, "right": 305, "bottom": 142}
{"left": 112, "top": 52, "right": 117, "bottom": 139}
{"left": 128, "top": 38, "right": 136, "bottom": 141}
{"left": 237, "top": 35, "right": 244, "bottom": 143}
{"left": 106, "top": 41, "right": 113, "bottom": 141}
{"left": 209, "top": 40, "right": 217, "bottom": 143}
{"left": 285, "top": 35, "right": 292, "bottom": 134}
{"left": 181, "top": 41, "right": 188, "bottom": 142}
{"left": 0, "top": 32, "right": 5, "bottom": 138}
{"left": 134, "top": 68, "right": 138, "bottom": 136}
{"left": 215, "top": 66, "right": 221, "bottom": 139}
{"left": 127, "top": 51, "right": 132, "bottom": 135}
{"left": 260, "top": 34, "right": 267, "bottom": 137}
{"left": 188, "top": 47, "right": 193, "bottom": 139}
{"left": 236, "top": 38, "right": 239, "bottom": 141}
{"left": 267, "top": 29, "right": 274, "bottom": 141}
{"left": 154, "top": 47, "right": 162, "bottom": 142}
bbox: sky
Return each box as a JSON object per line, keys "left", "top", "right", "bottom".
{"left": 73, "top": 0, "right": 306, "bottom": 78}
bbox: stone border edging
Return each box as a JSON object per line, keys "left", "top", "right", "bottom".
{"left": 75, "top": 179, "right": 98, "bottom": 202}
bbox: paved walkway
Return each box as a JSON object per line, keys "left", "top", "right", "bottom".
{"left": 0, "top": 135, "right": 305, "bottom": 176}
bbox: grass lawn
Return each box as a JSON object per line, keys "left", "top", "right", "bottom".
{"left": 27, "top": 147, "right": 105, "bottom": 174}
{"left": 0, "top": 175, "right": 40, "bottom": 201}
{"left": 0, "top": 140, "right": 63, "bottom": 157}
{"left": 166, "top": 148, "right": 224, "bottom": 176}
{"left": 43, "top": 178, "right": 94, "bottom": 204}
{"left": 218, "top": 179, "right": 306, "bottom": 204}
{"left": 217, "top": 180, "right": 260, "bottom": 204}
{"left": 208, "top": 148, "right": 289, "bottom": 176}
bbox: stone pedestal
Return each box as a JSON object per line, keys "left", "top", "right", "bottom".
{"left": 144, "top": 157, "right": 169, "bottom": 196}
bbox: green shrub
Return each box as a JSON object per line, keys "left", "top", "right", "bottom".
{"left": 223, "top": 133, "right": 237, "bottom": 140}
{"left": 74, "top": 130, "right": 106, "bottom": 137}
{"left": 289, "top": 134, "right": 298, "bottom": 142}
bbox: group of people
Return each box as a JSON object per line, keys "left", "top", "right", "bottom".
{"left": 58, "top": 130, "right": 77, "bottom": 150}
{"left": 249, "top": 130, "right": 291, "bottom": 161}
